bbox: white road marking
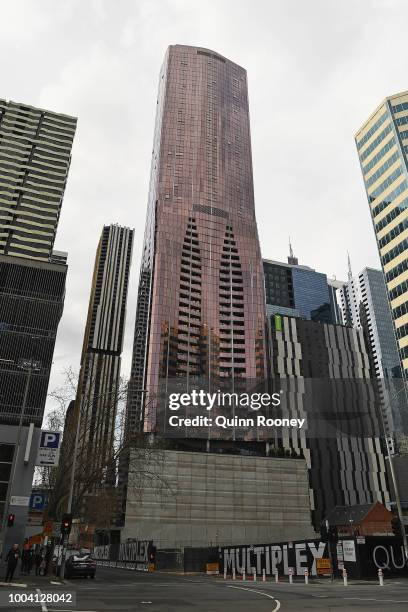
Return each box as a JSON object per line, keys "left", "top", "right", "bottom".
{"left": 227, "top": 585, "right": 281, "bottom": 611}
{"left": 344, "top": 597, "right": 408, "bottom": 603}
{"left": 36, "top": 588, "right": 48, "bottom": 612}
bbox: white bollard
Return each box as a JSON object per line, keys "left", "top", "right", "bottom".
{"left": 275, "top": 570, "right": 279, "bottom": 583}
{"left": 304, "top": 569, "right": 309, "bottom": 585}
{"left": 253, "top": 568, "right": 257, "bottom": 582}
{"left": 343, "top": 568, "right": 348, "bottom": 587}
{"left": 289, "top": 567, "right": 293, "bottom": 584}
{"left": 262, "top": 569, "right": 266, "bottom": 582}
{"left": 378, "top": 569, "right": 384, "bottom": 586}
{"left": 224, "top": 569, "right": 227, "bottom": 580}
{"left": 232, "top": 568, "right": 236, "bottom": 580}
{"left": 242, "top": 570, "right": 246, "bottom": 581}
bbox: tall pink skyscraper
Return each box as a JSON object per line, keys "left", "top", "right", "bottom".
{"left": 127, "top": 45, "right": 267, "bottom": 433}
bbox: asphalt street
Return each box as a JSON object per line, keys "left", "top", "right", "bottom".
{"left": 2, "top": 566, "right": 408, "bottom": 611}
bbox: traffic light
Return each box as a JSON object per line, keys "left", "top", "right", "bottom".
{"left": 61, "top": 513, "right": 72, "bottom": 536}
{"left": 7, "top": 513, "right": 15, "bottom": 527}
{"left": 391, "top": 516, "right": 403, "bottom": 537}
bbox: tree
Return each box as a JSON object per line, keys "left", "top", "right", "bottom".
{"left": 42, "top": 368, "right": 173, "bottom": 537}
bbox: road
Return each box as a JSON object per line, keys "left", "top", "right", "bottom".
{"left": 2, "top": 566, "right": 408, "bottom": 610}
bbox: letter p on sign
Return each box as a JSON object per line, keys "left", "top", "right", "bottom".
{"left": 41, "top": 431, "right": 59, "bottom": 448}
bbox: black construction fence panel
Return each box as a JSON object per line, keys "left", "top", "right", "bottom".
{"left": 184, "top": 547, "right": 218, "bottom": 573}
{"left": 220, "top": 536, "right": 408, "bottom": 579}
{"left": 156, "top": 549, "right": 184, "bottom": 572}
{"left": 354, "top": 536, "right": 406, "bottom": 578}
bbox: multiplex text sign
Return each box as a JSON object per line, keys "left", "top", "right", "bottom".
{"left": 222, "top": 540, "right": 327, "bottom": 576}
{"left": 94, "top": 541, "right": 153, "bottom": 571}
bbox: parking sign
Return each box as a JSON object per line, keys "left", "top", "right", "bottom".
{"left": 36, "top": 430, "right": 61, "bottom": 466}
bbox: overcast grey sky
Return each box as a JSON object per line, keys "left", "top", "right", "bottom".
{"left": 1, "top": 0, "right": 406, "bottom": 413}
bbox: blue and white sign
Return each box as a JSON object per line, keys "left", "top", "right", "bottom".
{"left": 36, "top": 430, "right": 61, "bottom": 467}
{"left": 29, "top": 492, "right": 48, "bottom": 511}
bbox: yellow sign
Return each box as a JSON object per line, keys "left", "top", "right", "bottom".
{"left": 316, "top": 558, "right": 332, "bottom": 575}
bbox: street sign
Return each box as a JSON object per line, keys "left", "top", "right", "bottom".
{"left": 342, "top": 540, "right": 356, "bottom": 562}
{"left": 27, "top": 514, "right": 43, "bottom": 527}
{"left": 10, "top": 495, "right": 29, "bottom": 506}
{"left": 36, "top": 431, "right": 61, "bottom": 467}
{"left": 316, "top": 558, "right": 332, "bottom": 575}
{"left": 30, "top": 492, "right": 47, "bottom": 511}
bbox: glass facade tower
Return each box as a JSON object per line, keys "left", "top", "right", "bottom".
{"left": 127, "top": 45, "right": 267, "bottom": 433}
{"left": 356, "top": 92, "right": 408, "bottom": 377}
{"left": 263, "top": 258, "right": 334, "bottom": 323}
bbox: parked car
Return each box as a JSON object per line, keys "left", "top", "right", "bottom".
{"left": 64, "top": 550, "right": 96, "bottom": 579}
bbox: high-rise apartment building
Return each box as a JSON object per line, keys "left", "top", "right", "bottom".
{"left": 0, "top": 99, "right": 76, "bottom": 551}
{"left": 75, "top": 225, "right": 133, "bottom": 489}
{"left": 356, "top": 92, "right": 408, "bottom": 377}
{"left": 0, "top": 100, "right": 76, "bottom": 260}
{"left": 268, "top": 313, "right": 390, "bottom": 527}
{"left": 127, "top": 45, "right": 267, "bottom": 434}
{"left": 263, "top": 257, "right": 334, "bottom": 323}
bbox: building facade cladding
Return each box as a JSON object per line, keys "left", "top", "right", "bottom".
{"left": 263, "top": 259, "right": 333, "bottom": 323}
{"left": 355, "top": 92, "right": 408, "bottom": 376}
{"left": 75, "top": 225, "right": 133, "bottom": 481}
{"left": 0, "top": 254, "right": 67, "bottom": 426}
{"left": 0, "top": 100, "right": 76, "bottom": 261}
{"left": 127, "top": 45, "right": 267, "bottom": 434}
{"left": 268, "top": 314, "right": 390, "bottom": 528}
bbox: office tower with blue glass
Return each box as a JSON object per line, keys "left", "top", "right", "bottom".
{"left": 263, "top": 255, "right": 335, "bottom": 323}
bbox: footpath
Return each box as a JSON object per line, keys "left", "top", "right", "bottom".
{"left": 0, "top": 571, "right": 66, "bottom": 589}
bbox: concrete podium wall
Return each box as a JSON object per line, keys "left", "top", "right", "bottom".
{"left": 123, "top": 450, "right": 316, "bottom": 548}
{"left": 0, "top": 424, "right": 41, "bottom": 554}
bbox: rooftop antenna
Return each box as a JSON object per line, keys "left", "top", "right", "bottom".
{"left": 288, "top": 237, "right": 298, "bottom": 266}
